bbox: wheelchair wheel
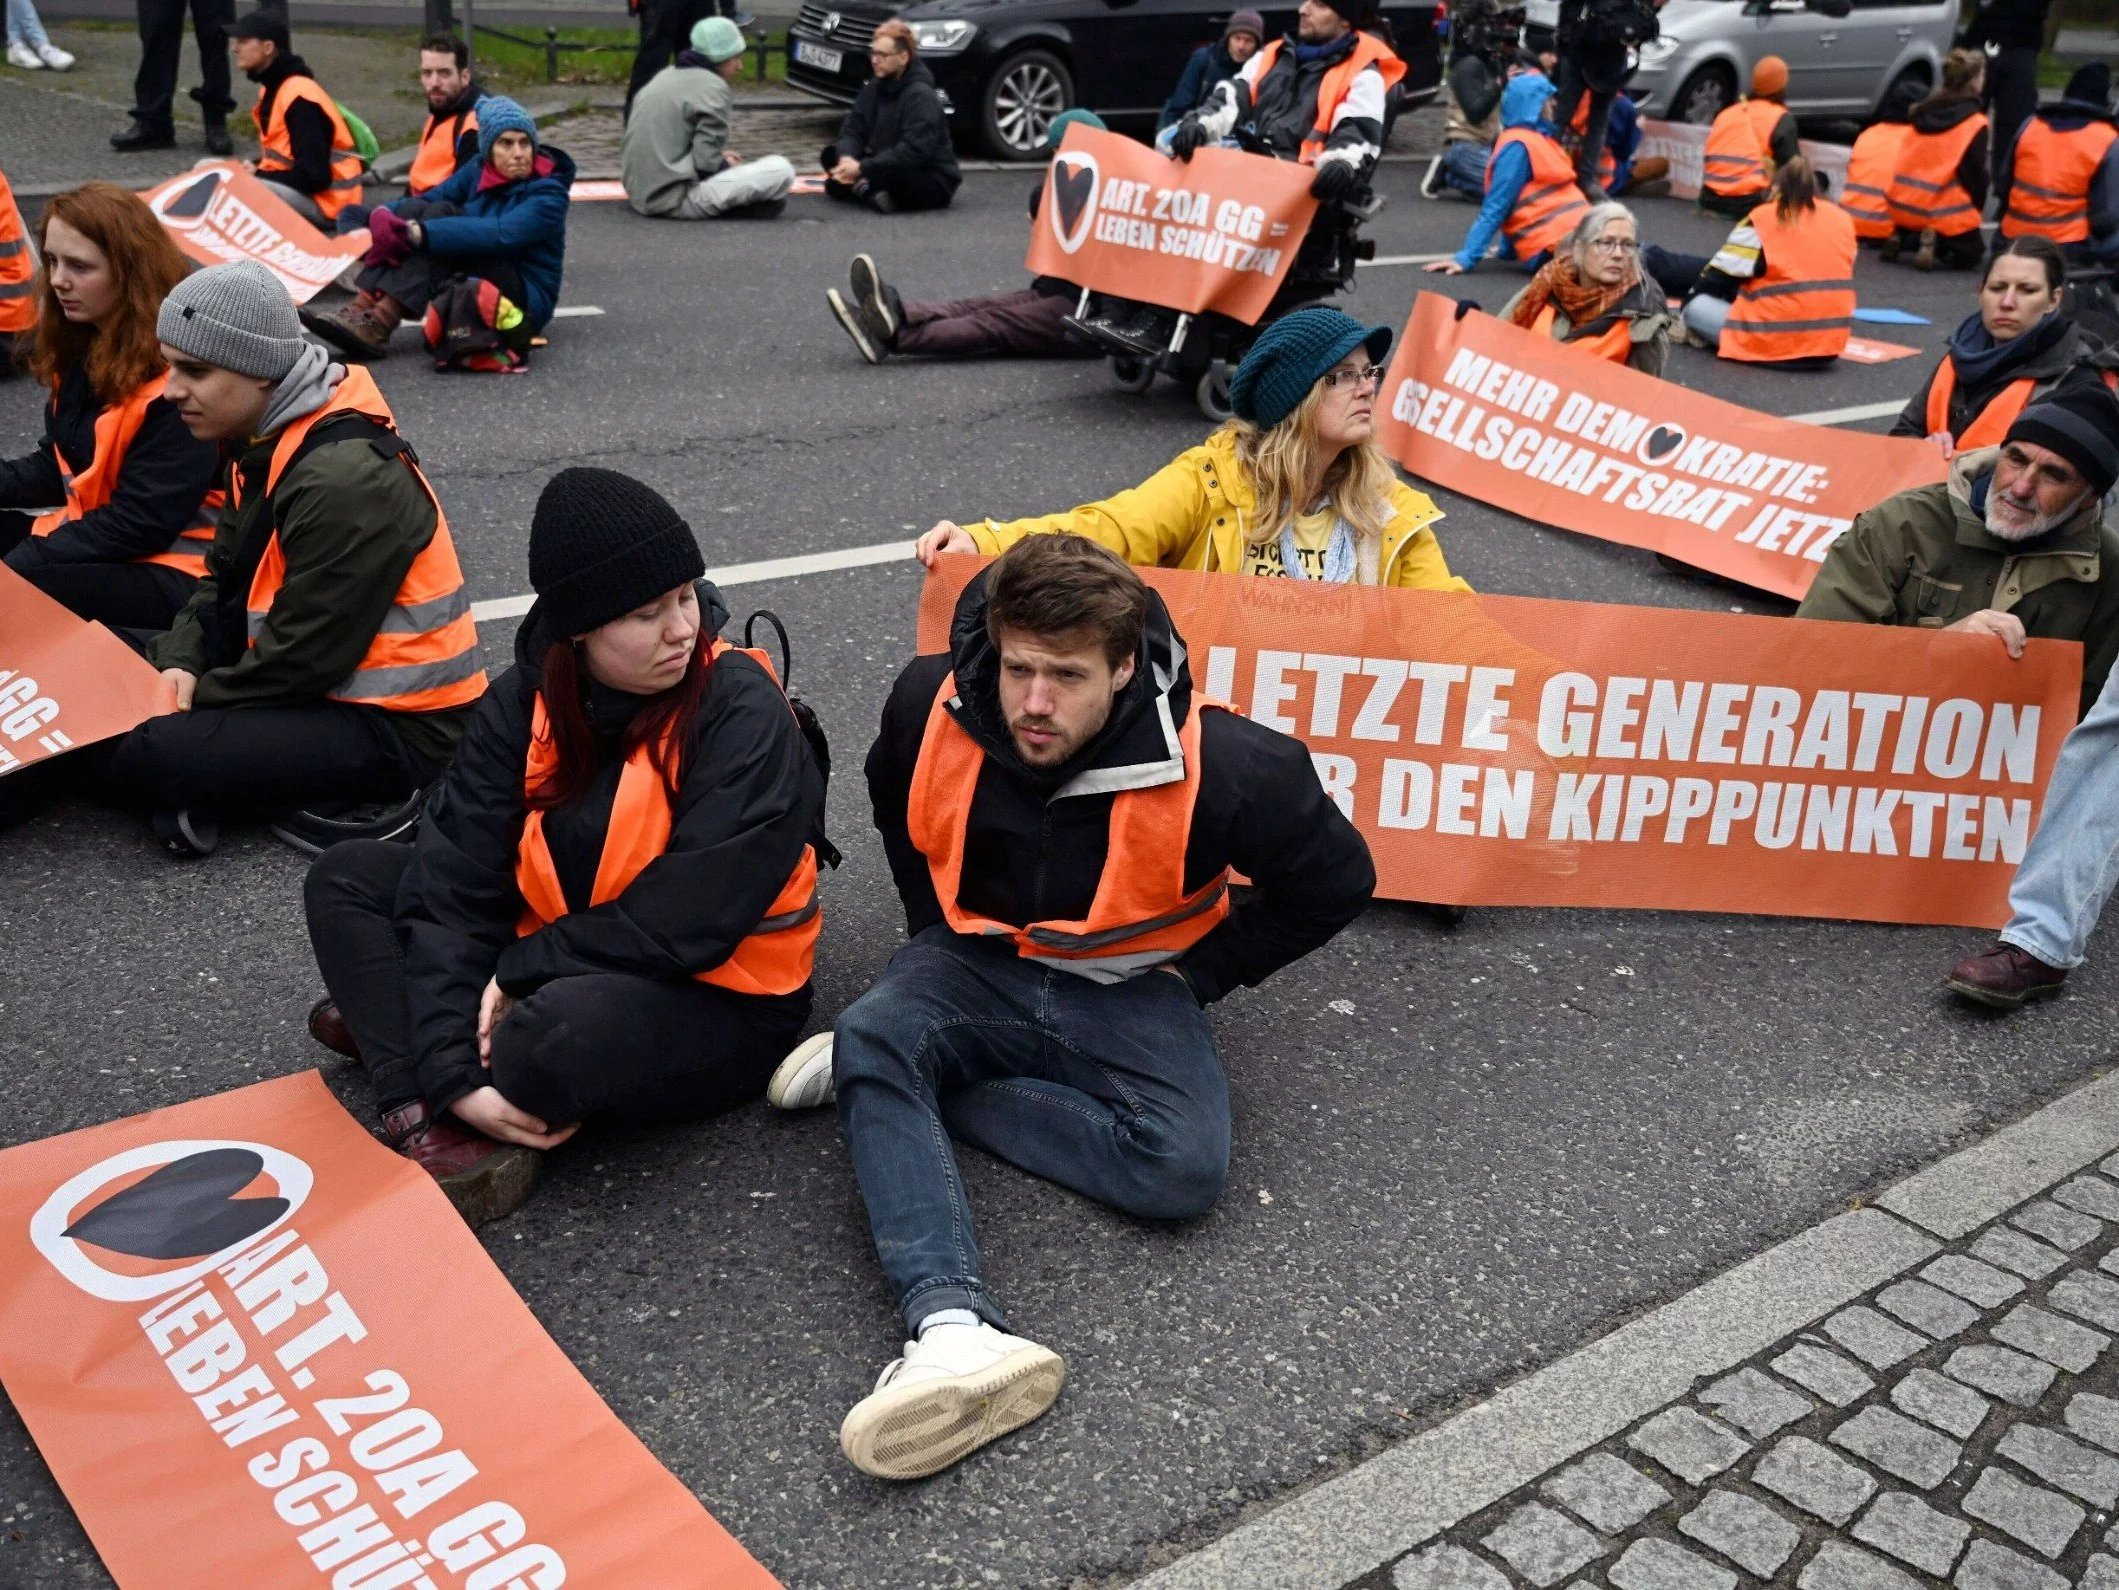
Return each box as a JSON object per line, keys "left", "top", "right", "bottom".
{"left": 1110, "top": 355, "right": 1156, "bottom": 394}
{"left": 1195, "top": 361, "right": 1233, "bottom": 423}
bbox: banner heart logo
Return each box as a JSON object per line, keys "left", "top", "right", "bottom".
{"left": 1050, "top": 154, "right": 1099, "bottom": 254}
{"left": 1640, "top": 424, "right": 1686, "bottom": 465}
{"left": 63, "top": 1148, "right": 290, "bottom": 1261}
{"left": 161, "top": 172, "right": 221, "bottom": 221}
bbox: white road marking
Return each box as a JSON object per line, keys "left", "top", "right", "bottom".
{"left": 1782, "top": 398, "right": 1909, "bottom": 426}
{"left": 548, "top": 305, "right": 605, "bottom": 317}
{"left": 1357, "top": 253, "right": 1453, "bottom": 267}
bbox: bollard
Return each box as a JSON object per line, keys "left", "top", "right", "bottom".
{"left": 546, "top": 25, "right": 560, "bottom": 83}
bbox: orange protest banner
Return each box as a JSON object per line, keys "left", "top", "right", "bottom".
{"left": 0, "top": 1072, "right": 779, "bottom": 1589}
{"left": 1374, "top": 292, "right": 1948, "bottom": 600}
{"left": 141, "top": 162, "right": 368, "bottom": 305}
{"left": 918, "top": 558, "right": 2077, "bottom": 928}
{"left": 0, "top": 565, "right": 175, "bottom": 778}
{"left": 1024, "top": 125, "right": 1319, "bottom": 324}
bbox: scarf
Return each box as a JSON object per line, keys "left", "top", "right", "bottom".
{"left": 1291, "top": 31, "right": 1356, "bottom": 66}
{"left": 1508, "top": 253, "right": 1632, "bottom": 335}
{"left": 1278, "top": 516, "right": 1358, "bottom": 583}
{"left": 258, "top": 341, "right": 343, "bottom": 438}
{"left": 1946, "top": 309, "right": 2070, "bottom": 396}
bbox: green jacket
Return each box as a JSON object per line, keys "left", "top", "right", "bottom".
{"left": 147, "top": 424, "right": 474, "bottom": 768}
{"left": 1796, "top": 446, "right": 2119, "bottom": 716}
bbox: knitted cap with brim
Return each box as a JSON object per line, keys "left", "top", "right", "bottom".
{"left": 529, "top": 467, "right": 706, "bottom": 638}
{"left": 476, "top": 95, "right": 538, "bottom": 162}
{"left": 2006, "top": 386, "right": 2119, "bottom": 501}
{"left": 156, "top": 259, "right": 307, "bottom": 380}
{"left": 691, "top": 15, "right": 746, "bottom": 61}
{"left": 1229, "top": 307, "right": 1392, "bottom": 431}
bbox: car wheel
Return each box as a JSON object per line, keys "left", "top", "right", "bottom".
{"left": 982, "top": 49, "right": 1071, "bottom": 161}
{"left": 1674, "top": 64, "right": 1736, "bottom": 126}
{"left": 1111, "top": 355, "right": 1156, "bottom": 394}
{"left": 1878, "top": 64, "right": 1930, "bottom": 121}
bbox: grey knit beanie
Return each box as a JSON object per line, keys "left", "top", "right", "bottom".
{"left": 157, "top": 261, "right": 307, "bottom": 380}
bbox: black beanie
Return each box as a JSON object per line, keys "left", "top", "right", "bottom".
{"left": 528, "top": 467, "right": 705, "bottom": 638}
{"left": 2064, "top": 62, "right": 2111, "bottom": 111}
{"left": 2005, "top": 384, "right": 2119, "bottom": 501}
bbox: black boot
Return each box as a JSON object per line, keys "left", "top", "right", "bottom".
{"left": 203, "top": 118, "right": 233, "bottom": 156}
{"left": 111, "top": 121, "right": 177, "bottom": 152}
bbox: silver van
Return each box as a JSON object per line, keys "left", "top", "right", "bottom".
{"left": 1623, "top": 0, "right": 1957, "bottom": 125}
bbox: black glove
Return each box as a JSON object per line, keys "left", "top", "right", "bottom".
{"left": 1170, "top": 116, "right": 1210, "bottom": 161}
{"left": 1453, "top": 298, "right": 1485, "bottom": 320}
{"left": 1309, "top": 160, "right": 1359, "bottom": 202}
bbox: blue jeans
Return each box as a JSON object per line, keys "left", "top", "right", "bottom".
{"left": 1440, "top": 140, "right": 1490, "bottom": 199}
{"left": 2001, "top": 663, "right": 2119, "bottom": 968}
{"left": 833, "top": 926, "right": 1230, "bottom": 1333}
{"left": 7, "top": 0, "right": 50, "bottom": 49}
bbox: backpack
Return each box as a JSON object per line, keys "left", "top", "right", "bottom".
{"left": 742, "top": 609, "right": 842, "bottom": 870}
{"left": 338, "top": 103, "right": 382, "bottom": 167}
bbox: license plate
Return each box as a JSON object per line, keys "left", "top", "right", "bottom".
{"left": 794, "top": 40, "right": 843, "bottom": 71}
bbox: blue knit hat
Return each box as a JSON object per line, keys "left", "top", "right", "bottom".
{"left": 1229, "top": 307, "right": 1392, "bottom": 430}
{"left": 477, "top": 96, "right": 538, "bottom": 162}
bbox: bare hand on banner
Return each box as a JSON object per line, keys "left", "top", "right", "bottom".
{"left": 160, "top": 669, "right": 196, "bottom": 712}
{"left": 1928, "top": 430, "right": 1958, "bottom": 460}
{"left": 453, "top": 1085, "right": 580, "bottom": 1149}
{"left": 1423, "top": 260, "right": 1466, "bottom": 275}
{"left": 918, "top": 522, "right": 978, "bottom": 567}
{"left": 1946, "top": 608, "right": 2030, "bottom": 660}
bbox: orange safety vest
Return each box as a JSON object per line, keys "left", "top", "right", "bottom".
{"left": 2002, "top": 117, "right": 2118, "bottom": 244}
{"left": 1569, "top": 99, "right": 1617, "bottom": 189}
{"left": 514, "top": 652, "right": 821, "bottom": 998}
{"left": 254, "top": 74, "right": 364, "bottom": 221}
{"left": 0, "top": 166, "right": 35, "bottom": 336}
{"left": 408, "top": 99, "right": 480, "bottom": 195}
{"left": 1842, "top": 121, "right": 1910, "bottom": 240}
{"left": 906, "top": 674, "right": 1232, "bottom": 977}
{"left": 1886, "top": 111, "right": 1987, "bottom": 237}
{"left": 1246, "top": 33, "right": 1407, "bottom": 164}
{"left": 1491, "top": 126, "right": 1590, "bottom": 261}
{"left": 240, "top": 367, "right": 485, "bottom": 712}
{"left": 1702, "top": 98, "right": 1786, "bottom": 200}
{"left": 1530, "top": 303, "right": 1633, "bottom": 364}
{"left": 1719, "top": 198, "right": 1858, "bottom": 364}
{"left": 28, "top": 372, "right": 221, "bottom": 576}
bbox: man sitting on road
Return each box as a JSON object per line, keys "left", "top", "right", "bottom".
{"left": 1425, "top": 70, "right": 1588, "bottom": 278}
{"left": 1698, "top": 55, "right": 1797, "bottom": 218}
{"left": 228, "top": 9, "right": 363, "bottom": 229}
{"left": 622, "top": 17, "right": 794, "bottom": 221}
{"left": 333, "top": 33, "right": 485, "bottom": 237}
{"left": 773, "top": 534, "right": 1374, "bottom": 1481}
{"left": 1796, "top": 386, "right": 2119, "bottom": 720}
{"left": 820, "top": 20, "right": 960, "bottom": 215}
{"left": 823, "top": 109, "right": 1108, "bottom": 363}
{"left": 1997, "top": 62, "right": 2118, "bottom": 269}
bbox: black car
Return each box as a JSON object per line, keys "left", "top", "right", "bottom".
{"left": 786, "top": 1, "right": 1440, "bottom": 161}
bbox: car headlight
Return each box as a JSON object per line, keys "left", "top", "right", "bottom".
{"left": 911, "top": 19, "right": 977, "bottom": 52}
{"left": 1635, "top": 36, "right": 1679, "bottom": 66}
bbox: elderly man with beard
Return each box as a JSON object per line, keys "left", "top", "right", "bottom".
{"left": 1797, "top": 386, "right": 2119, "bottom": 720}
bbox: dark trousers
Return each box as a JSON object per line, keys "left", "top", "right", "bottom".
{"left": 820, "top": 145, "right": 957, "bottom": 213}
{"left": 1550, "top": 48, "right": 1624, "bottom": 193}
{"left": 1892, "top": 226, "right": 1986, "bottom": 268}
{"left": 357, "top": 200, "right": 529, "bottom": 319}
{"left": 625, "top": 0, "right": 717, "bottom": 116}
{"left": 1987, "top": 47, "right": 2040, "bottom": 195}
{"left": 130, "top": 0, "right": 234, "bottom": 132}
{"left": 833, "top": 926, "right": 1230, "bottom": 1333}
{"left": 304, "top": 839, "right": 808, "bottom": 1122}
{"left": 1643, "top": 243, "right": 1709, "bottom": 299}
{"left": 0, "top": 518, "right": 199, "bottom": 630}
{"left": 896, "top": 289, "right": 1096, "bottom": 359}
{"left": 1700, "top": 185, "right": 1763, "bottom": 220}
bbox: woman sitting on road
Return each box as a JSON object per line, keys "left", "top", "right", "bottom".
{"left": 1882, "top": 48, "right": 1990, "bottom": 273}
{"left": 916, "top": 307, "right": 1469, "bottom": 591}
{"left": 1498, "top": 201, "right": 1671, "bottom": 376}
{"left": 303, "top": 96, "right": 574, "bottom": 371}
{"left": 0, "top": 183, "right": 218, "bottom": 630}
{"left": 1890, "top": 237, "right": 2117, "bottom": 457}
{"left": 302, "top": 468, "right": 827, "bottom": 1226}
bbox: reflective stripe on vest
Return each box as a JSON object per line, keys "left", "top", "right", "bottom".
{"left": 2002, "top": 118, "right": 2117, "bottom": 244}
{"left": 408, "top": 101, "right": 479, "bottom": 195}
{"left": 906, "top": 673, "right": 1232, "bottom": 980}
{"left": 1246, "top": 34, "right": 1407, "bottom": 164}
{"left": 1885, "top": 112, "right": 1987, "bottom": 236}
{"left": 1491, "top": 127, "right": 1590, "bottom": 261}
{"left": 255, "top": 75, "right": 364, "bottom": 221}
{"left": 1842, "top": 122, "right": 1910, "bottom": 239}
{"left": 1702, "top": 99, "right": 1785, "bottom": 199}
{"left": 1719, "top": 199, "right": 1859, "bottom": 363}
{"left": 1925, "top": 363, "right": 2037, "bottom": 450}
{"left": 1529, "top": 302, "right": 1633, "bottom": 365}
{"left": 241, "top": 366, "right": 486, "bottom": 711}
{"left": 28, "top": 371, "right": 222, "bottom": 577}
{"left": 0, "top": 169, "right": 35, "bottom": 335}
{"left": 513, "top": 645, "right": 820, "bottom": 997}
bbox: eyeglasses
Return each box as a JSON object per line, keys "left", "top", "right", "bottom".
{"left": 869, "top": 45, "right": 901, "bottom": 58}
{"left": 1322, "top": 363, "right": 1385, "bottom": 391}
{"left": 1587, "top": 238, "right": 1640, "bottom": 255}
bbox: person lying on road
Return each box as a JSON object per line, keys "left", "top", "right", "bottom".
{"left": 303, "top": 467, "right": 827, "bottom": 1227}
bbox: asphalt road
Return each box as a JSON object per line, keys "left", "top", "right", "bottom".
{"left": 2, "top": 165, "right": 2109, "bottom": 1590}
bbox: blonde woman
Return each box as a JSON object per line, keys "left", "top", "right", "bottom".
{"left": 916, "top": 306, "right": 1469, "bottom": 592}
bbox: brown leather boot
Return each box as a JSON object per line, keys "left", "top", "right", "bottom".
{"left": 1944, "top": 943, "right": 2069, "bottom": 1009}
{"left": 300, "top": 297, "right": 395, "bottom": 360}
{"left": 307, "top": 997, "right": 360, "bottom": 1060}
{"left": 382, "top": 1101, "right": 540, "bottom": 1226}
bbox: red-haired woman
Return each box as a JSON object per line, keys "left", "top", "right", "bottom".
{"left": 301, "top": 468, "right": 827, "bottom": 1225}
{"left": 0, "top": 181, "right": 219, "bottom": 629}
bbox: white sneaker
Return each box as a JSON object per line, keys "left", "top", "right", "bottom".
{"left": 35, "top": 42, "right": 72, "bottom": 69}
{"left": 766, "top": 1031, "right": 835, "bottom": 1109}
{"left": 8, "top": 41, "right": 45, "bottom": 69}
{"left": 840, "top": 1322, "right": 1065, "bottom": 1480}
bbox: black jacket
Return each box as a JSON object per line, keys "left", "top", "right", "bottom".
{"left": 252, "top": 54, "right": 338, "bottom": 196}
{"left": 865, "top": 571, "right": 1375, "bottom": 1005}
{"left": 1958, "top": 0, "right": 2049, "bottom": 53}
{"left": 394, "top": 585, "right": 825, "bottom": 1110}
{"left": 1890, "top": 313, "right": 2113, "bottom": 440}
{"left": 0, "top": 362, "right": 218, "bottom": 573}
{"left": 1907, "top": 94, "right": 1991, "bottom": 217}
{"left": 836, "top": 60, "right": 961, "bottom": 191}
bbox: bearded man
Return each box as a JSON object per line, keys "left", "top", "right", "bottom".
{"left": 1798, "top": 386, "right": 2119, "bottom": 718}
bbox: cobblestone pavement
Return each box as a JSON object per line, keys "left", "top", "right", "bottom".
{"left": 542, "top": 104, "right": 842, "bottom": 175}
{"left": 1376, "top": 1165, "right": 2119, "bottom": 1590}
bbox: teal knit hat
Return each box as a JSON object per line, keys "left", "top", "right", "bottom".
{"left": 1045, "top": 107, "right": 1106, "bottom": 152}
{"left": 691, "top": 15, "right": 746, "bottom": 62}
{"left": 1230, "top": 307, "right": 1392, "bottom": 430}
{"left": 476, "top": 96, "right": 538, "bottom": 162}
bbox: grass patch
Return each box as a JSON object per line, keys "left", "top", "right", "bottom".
{"left": 464, "top": 23, "right": 792, "bottom": 89}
